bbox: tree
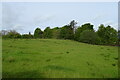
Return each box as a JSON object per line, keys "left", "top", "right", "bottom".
{"left": 104, "top": 25, "right": 117, "bottom": 45}
{"left": 79, "top": 30, "right": 100, "bottom": 44}
{"left": 22, "top": 32, "right": 33, "bottom": 39}
{"left": 43, "top": 27, "right": 52, "bottom": 38}
{"left": 97, "top": 25, "right": 117, "bottom": 45}
{"left": 51, "top": 27, "right": 61, "bottom": 39}
{"left": 69, "top": 20, "right": 77, "bottom": 34}
{"left": 1, "top": 30, "right": 8, "bottom": 36}
{"left": 34, "top": 28, "right": 43, "bottom": 38}
{"left": 97, "top": 24, "right": 106, "bottom": 44}
{"left": 28, "top": 32, "right": 33, "bottom": 39}
{"left": 5, "top": 30, "right": 21, "bottom": 38}
{"left": 75, "top": 23, "right": 94, "bottom": 41}
{"left": 80, "top": 23, "right": 94, "bottom": 31}
{"left": 1, "top": 30, "right": 9, "bottom": 38}
{"left": 59, "top": 25, "right": 74, "bottom": 39}
{"left": 74, "top": 27, "right": 82, "bottom": 41}
{"left": 22, "top": 34, "right": 33, "bottom": 39}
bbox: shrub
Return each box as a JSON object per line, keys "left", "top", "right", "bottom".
{"left": 79, "top": 30, "right": 100, "bottom": 44}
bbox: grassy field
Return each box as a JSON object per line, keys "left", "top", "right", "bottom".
{"left": 2, "top": 39, "right": 118, "bottom": 78}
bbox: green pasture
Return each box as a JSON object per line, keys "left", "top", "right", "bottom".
{"left": 2, "top": 39, "right": 118, "bottom": 78}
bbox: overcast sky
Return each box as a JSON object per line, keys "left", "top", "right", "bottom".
{"left": 1, "top": 2, "right": 118, "bottom": 34}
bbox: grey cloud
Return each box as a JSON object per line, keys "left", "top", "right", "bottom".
{"left": 12, "top": 24, "right": 24, "bottom": 31}
{"left": 2, "top": 3, "right": 24, "bottom": 31}
{"left": 33, "top": 14, "right": 56, "bottom": 24}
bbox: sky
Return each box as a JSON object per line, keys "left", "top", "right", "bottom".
{"left": 0, "top": 2, "right": 118, "bottom": 34}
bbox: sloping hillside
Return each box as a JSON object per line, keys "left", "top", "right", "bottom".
{"left": 2, "top": 39, "right": 118, "bottom": 78}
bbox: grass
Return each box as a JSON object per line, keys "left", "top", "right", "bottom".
{"left": 2, "top": 39, "right": 118, "bottom": 78}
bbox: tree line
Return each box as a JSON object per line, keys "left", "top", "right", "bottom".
{"left": 1, "top": 20, "right": 119, "bottom": 45}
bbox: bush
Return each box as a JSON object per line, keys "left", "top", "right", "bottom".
{"left": 22, "top": 34, "right": 33, "bottom": 39}
{"left": 74, "top": 23, "right": 94, "bottom": 41}
{"left": 79, "top": 30, "right": 100, "bottom": 44}
{"left": 51, "top": 27, "right": 61, "bottom": 39}
{"left": 4, "top": 30, "right": 21, "bottom": 39}
{"left": 59, "top": 25, "right": 74, "bottom": 39}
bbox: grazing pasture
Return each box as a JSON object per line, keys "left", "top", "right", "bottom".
{"left": 2, "top": 39, "right": 118, "bottom": 78}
